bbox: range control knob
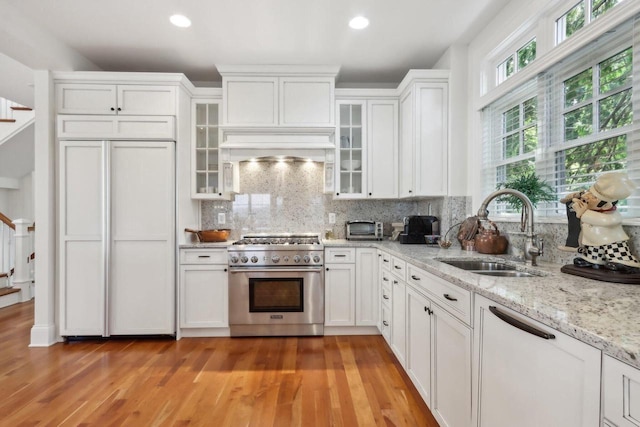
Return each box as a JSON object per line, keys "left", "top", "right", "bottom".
{"left": 303, "top": 255, "right": 311, "bottom": 263}
{"left": 240, "top": 256, "right": 249, "bottom": 263}
{"left": 230, "top": 255, "right": 239, "bottom": 263}
{"left": 313, "top": 255, "right": 321, "bottom": 263}
{"left": 293, "top": 255, "right": 301, "bottom": 263}
{"left": 251, "top": 256, "right": 258, "bottom": 263}
{"left": 271, "top": 255, "right": 281, "bottom": 263}
{"left": 283, "top": 256, "right": 290, "bottom": 262}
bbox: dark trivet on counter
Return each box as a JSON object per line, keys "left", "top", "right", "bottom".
{"left": 399, "top": 215, "right": 439, "bottom": 244}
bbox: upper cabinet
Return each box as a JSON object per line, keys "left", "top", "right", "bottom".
{"left": 398, "top": 71, "right": 449, "bottom": 198}
{"left": 218, "top": 65, "right": 338, "bottom": 128}
{"left": 334, "top": 93, "right": 398, "bottom": 199}
{"left": 56, "top": 84, "right": 177, "bottom": 116}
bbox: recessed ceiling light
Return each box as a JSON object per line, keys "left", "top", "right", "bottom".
{"left": 349, "top": 16, "right": 369, "bottom": 30}
{"left": 170, "top": 14, "right": 191, "bottom": 28}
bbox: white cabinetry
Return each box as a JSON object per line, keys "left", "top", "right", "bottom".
{"left": 56, "top": 84, "right": 176, "bottom": 116}
{"left": 178, "top": 248, "right": 229, "bottom": 337}
{"left": 219, "top": 66, "right": 338, "bottom": 127}
{"left": 406, "top": 285, "right": 433, "bottom": 405}
{"left": 355, "top": 248, "right": 379, "bottom": 326}
{"left": 473, "top": 294, "right": 601, "bottom": 427}
{"left": 398, "top": 71, "right": 448, "bottom": 197}
{"left": 324, "top": 247, "right": 379, "bottom": 330}
{"left": 191, "top": 99, "right": 238, "bottom": 199}
{"left": 406, "top": 264, "right": 472, "bottom": 427}
{"left": 334, "top": 98, "right": 398, "bottom": 199}
{"left": 603, "top": 354, "right": 640, "bottom": 426}
{"left": 59, "top": 140, "right": 175, "bottom": 336}
{"left": 390, "top": 255, "right": 407, "bottom": 367}
{"left": 324, "top": 260, "right": 356, "bottom": 327}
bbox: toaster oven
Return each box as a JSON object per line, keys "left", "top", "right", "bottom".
{"left": 346, "top": 221, "right": 383, "bottom": 240}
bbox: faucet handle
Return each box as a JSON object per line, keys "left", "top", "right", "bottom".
{"left": 538, "top": 237, "right": 544, "bottom": 257}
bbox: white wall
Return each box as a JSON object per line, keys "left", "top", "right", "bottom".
{"left": 0, "top": 172, "right": 34, "bottom": 220}
{"left": 434, "top": 45, "right": 469, "bottom": 197}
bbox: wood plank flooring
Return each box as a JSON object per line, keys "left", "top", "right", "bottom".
{"left": 1, "top": 301, "right": 439, "bottom": 426}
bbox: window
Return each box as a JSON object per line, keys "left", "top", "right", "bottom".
{"left": 496, "top": 38, "right": 537, "bottom": 85}
{"left": 554, "top": 46, "right": 632, "bottom": 196}
{"left": 483, "top": 20, "right": 638, "bottom": 216}
{"left": 557, "top": 0, "right": 625, "bottom": 44}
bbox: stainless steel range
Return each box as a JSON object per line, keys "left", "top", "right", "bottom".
{"left": 228, "top": 233, "right": 324, "bottom": 337}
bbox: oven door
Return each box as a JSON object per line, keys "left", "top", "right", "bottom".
{"left": 228, "top": 266, "right": 324, "bottom": 336}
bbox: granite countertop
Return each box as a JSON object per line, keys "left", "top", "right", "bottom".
{"left": 324, "top": 239, "right": 640, "bottom": 369}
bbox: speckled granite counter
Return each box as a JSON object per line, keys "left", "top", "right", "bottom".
{"left": 324, "top": 239, "right": 640, "bottom": 369}
{"left": 179, "top": 241, "right": 235, "bottom": 248}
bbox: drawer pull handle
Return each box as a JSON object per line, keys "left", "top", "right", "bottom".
{"left": 383, "top": 295, "right": 389, "bottom": 300}
{"left": 334, "top": 254, "right": 347, "bottom": 258}
{"left": 383, "top": 259, "right": 389, "bottom": 263}
{"left": 394, "top": 265, "right": 401, "bottom": 270}
{"left": 411, "top": 275, "right": 420, "bottom": 280}
{"left": 393, "top": 280, "right": 398, "bottom": 285}
{"left": 383, "top": 321, "right": 389, "bottom": 326}
{"left": 383, "top": 277, "right": 389, "bottom": 282}
{"left": 489, "top": 306, "right": 556, "bottom": 340}
{"left": 198, "top": 255, "right": 211, "bottom": 258}
{"left": 443, "top": 294, "right": 458, "bottom": 301}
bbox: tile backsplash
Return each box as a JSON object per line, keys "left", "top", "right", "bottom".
{"left": 201, "top": 161, "right": 455, "bottom": 240}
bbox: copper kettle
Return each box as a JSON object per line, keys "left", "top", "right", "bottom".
{"left": 474, "top": 221, "right": 508, "bottom": 254}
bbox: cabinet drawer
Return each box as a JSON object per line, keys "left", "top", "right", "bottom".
{"left": 380, "top": 251, "right": 391, "bottom": 270}
{"left": 57, "top": 115, "right": 175, "bottom": 140}
{"left": 390, "top": 256, "right": 407, "bottom": 281}
{"left": 180, "top": 249, "right": 228, "bottom": 265}
{"left": 381, "top": 277, "right": 392, "bottom": 309}
{"left": 407, "top": 264, "right": 471, "bottom": 325}
{"left": 325, "top": 247, "right": 355, "bottom": 263}
{"left": 380, "top": 305, "right": 391, "bottom": 344}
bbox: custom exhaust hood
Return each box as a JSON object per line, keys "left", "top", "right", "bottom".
{"left": 220, "top": 126, "right": 336, "bottom": 163}
{"left": 217, "top": 65, "right": 340, "bottom": 163}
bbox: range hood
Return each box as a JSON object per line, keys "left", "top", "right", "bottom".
{"left": 220, "top": 126, "right": 335, "bottom": 163}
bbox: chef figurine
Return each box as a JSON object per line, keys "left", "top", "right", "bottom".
{"left": 570, "top": 172, "right": 640, "bottom": 272}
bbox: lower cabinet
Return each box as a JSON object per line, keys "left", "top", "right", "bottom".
{"left": 324, "top": 263, "right": 356, "bottom": 326}
{"left": 324, "top": 247, "right": 379, "bottom": 329}
{"left": 473, "top": 294, "right": 601, "bottom": 427}
{"left": 178, "top": 248, "right": 229, "bottom": 337}
{"left": 406, "top": 282, "right": 472, "bottom": 427}
{"left": 603, "top": 354, "right": 640, "bottom": 426}
{"left": 390, "top": 276, "right": 407, "bottom": 366}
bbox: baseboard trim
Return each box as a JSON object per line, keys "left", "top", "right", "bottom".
{"left": 30, "top": 324, "right": 59, "bottom": 347}
{"left": 0, "top": 290, "right": 20, "bottom": 308}
{"left": 324, "top": 326, "right": 381, "bottom": 336}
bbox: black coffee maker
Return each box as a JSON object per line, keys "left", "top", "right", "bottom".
{"left": 399, "top": 216, "right": 440, "bottom": 244}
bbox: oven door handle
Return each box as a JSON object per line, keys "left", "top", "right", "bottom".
{"left": 228, "top": 267, "right": 324, "bottom": 273}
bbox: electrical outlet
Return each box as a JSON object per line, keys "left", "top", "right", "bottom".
{"left": 328, "top": 213, "right": 336, "bottom": 224}
{"left": 218, "top": 213, "right": 226, "bottom": 224}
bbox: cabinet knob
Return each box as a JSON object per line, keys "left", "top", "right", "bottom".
{"left": 218, "top": 193, "right": 222, "bottom": 196}
{"left": 117, "top": 107, "right": 122, "bottom": 111}
{"left": 409, "top": 190, "right": 413, "bottom": 193}
{"left": 326, "top": 267, "right": 330, "bottom": 271}
{"left": 110, "top": 107, "right": 115, "bottom": 111}
{"left": 393, "top": 280, "right": 398, "bottom": 285}
{"left": 369, "top": 192, "right": 372, "bottom": 196}
{"left": 336, "top": 192, "right": 340, "bottom": 196}
{"left": 224, "top": 268, "right": 228, "bottom": 272}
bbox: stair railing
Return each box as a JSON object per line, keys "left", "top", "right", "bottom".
{"left": 0, "top": 212, "right": 15, "bottom": 288}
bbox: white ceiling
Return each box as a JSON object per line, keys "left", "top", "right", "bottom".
{"left": 6, "top": 0, "right": 510, "bottom": 85}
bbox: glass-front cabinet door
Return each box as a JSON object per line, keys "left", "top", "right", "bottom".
{"left": 193, "top": 99, "right": 226, "bottom": 198}
{"left": 336, "top": 101, "right": 366, "bottom": 199}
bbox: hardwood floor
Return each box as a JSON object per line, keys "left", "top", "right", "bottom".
{"left": 1, "top": 301, "right": 439, "bottom": 426}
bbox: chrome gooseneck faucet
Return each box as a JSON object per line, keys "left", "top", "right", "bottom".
{"left": 477, "top": 188, "right": 543, "bottom": 266}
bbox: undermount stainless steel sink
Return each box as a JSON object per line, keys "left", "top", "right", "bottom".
{"left": 438, "top": 259, "right": 541, "bottom": 278}
{"left": 439, "top": 260, "right": 516, "bottom": 271}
